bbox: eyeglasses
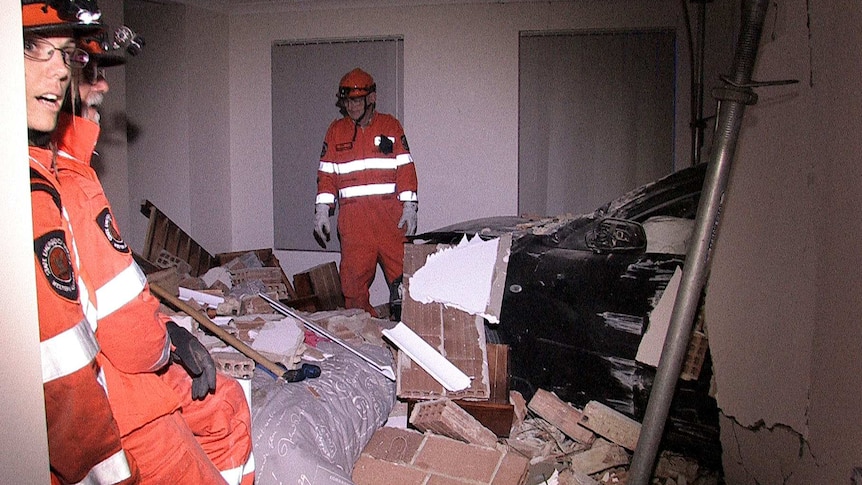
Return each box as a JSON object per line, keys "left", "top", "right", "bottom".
{"left": 24, "top": 37, "right": 90, "bottom": 69}
{"left": 81, "top": 63, "right": 107, "bottom": 85}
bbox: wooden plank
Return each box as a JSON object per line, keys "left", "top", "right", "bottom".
{"left": 580, "top": 401, "right": 641, "bottom": 451}
{"left": 486, "top": 343, "right": 509, "bottom": 404}
{"left": 527, "top": 389, "right": 595, "bottom": 444}
{"left": 293, "top": 261, "right": 344, "bottom": 311}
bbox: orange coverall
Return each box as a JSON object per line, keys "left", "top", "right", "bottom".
{"left": 54, "top": 114, "right": 254, "bottom": 485}
{"left": 316, "top": 112, "right": 418, "bottom": 314}
{"left": 30, "top": 148, "right": 140, "bottom": 485}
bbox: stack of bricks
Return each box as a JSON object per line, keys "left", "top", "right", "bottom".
{"left": 352, "top": 427, "right": 529, "bottom": 485}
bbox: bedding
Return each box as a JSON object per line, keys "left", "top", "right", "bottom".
{"left": 250, "top": 340, "right": 396, "bottom": 485}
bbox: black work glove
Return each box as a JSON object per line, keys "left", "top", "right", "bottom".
{"left": 166, "top": 321, "right": 217, "bottom": 400}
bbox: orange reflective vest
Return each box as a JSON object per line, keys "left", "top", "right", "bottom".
{"left": 30, "top": 147, "right": 138, "bottom": 485}
{"left": 316, "top": 112, "right": 418, "bottom": 206}
{"left": 54, "top": 114, "right": 180, "bottom": 436}
{"left": 315, "top": 112, "right": 419, "bottom": 312}
{"left": 53, "top": 115, "right": 254, "bottom": 485}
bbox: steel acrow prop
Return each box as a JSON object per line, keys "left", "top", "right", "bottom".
{"left": 627, "top": 0, "right": 771, "bottom": 483}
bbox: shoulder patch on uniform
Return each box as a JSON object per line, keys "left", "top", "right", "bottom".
{"left": 34, "top": 230, "right": 78, "bottom": 300}
{"left": 96, "top": 208, "right": 129, "bottom": 253}
{"left": 401, "top": 135, "right": 410, "bottom": 153}
{"left": 336, "top": 142, "right": 353, "bottom": 152}
{"left": 320, "top": 142, "right": 328, "bottom": 159}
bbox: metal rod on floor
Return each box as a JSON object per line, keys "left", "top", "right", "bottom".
{"left": 627, "top": 1, "right": 770, "bottom": 483}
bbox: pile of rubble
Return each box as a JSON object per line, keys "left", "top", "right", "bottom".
{"left": 354, "top": 388, "right": 721, "bottom": 485}
{"left": 143, "top": 249, "right": 722, "bottom": 484}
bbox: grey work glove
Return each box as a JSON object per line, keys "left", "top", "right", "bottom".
{"left": 166, "top": 321, "right": 216, "bottom": 401}
{"left": 314, "top": 203, "right": 331, "bottom": 247}
{"left": 398, "top": 201, "right": 418, "bottom": 236}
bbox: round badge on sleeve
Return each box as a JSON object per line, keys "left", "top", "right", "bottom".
{"left": 97, "top": 208, "right": 129, "bottom": 253}
{"left": 34, "top": 230, "right": 78, "bottom": 300}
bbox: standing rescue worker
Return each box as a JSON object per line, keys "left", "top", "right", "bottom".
{"left": 50, "top": 26, "right": 255, "bottom": 485}
{"left": 314, "top": 68, "right": 419, "bottom": 316}
{"left": 21, "top": 0, "right": 140, "bottom": 483}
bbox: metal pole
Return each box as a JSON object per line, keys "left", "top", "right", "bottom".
{"left": 627, "top": 1, "right": 769, "bottom": 483}
{"left": 692, "top": 0, "right": 707, "bottom": 166}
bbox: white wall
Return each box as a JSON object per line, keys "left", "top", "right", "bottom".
{"left": 0, "top": 4, "right": 51, "bottom": 483}
{"left": 124, "top": 0, "right": 694, "bottom": 305}
{"left": 224, "top": 0, "right": 692, "bottom": 305}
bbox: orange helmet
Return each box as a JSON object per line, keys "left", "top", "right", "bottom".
{"left": 22, "top": 0, "right": 102, "bottom": 36}
{"left": 337, "top": 68, "right": 376, "bottom": 100}
{"left": 79, "top": 37, "right": 123, "bottom": 67}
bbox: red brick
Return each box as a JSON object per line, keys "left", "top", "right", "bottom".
{"left": 490, "top": 451, "right": 530, "bottom": 485}
{"left": 360, "top": 426, "right": 425, "bottom": 463}
{"left": 352, "top": 455, "right": 429, "bottom": 485}
{"left": 414, "top": 434, "right": 502, "bottom": 482}
{"left": 426, "top": 475, "right": 477, "bottom": 485}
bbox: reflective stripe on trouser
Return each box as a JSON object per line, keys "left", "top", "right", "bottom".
{"left": 72, "top": 449, "right": 134, "bottom": 485}
{"left": 337, "top": 196, "right": 406, "bottom": 315}
{"left": 220, "top": 379, "right": 254, "bottom": 485}
{"left": 161, "top": 364, "right": 254, "bottom": 484}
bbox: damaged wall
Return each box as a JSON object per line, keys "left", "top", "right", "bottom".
{"left": 107, "top": 0, "right": 862, "bottom": 483}
{"left": 707, "top": 0, "right": 862, "bottom": 483}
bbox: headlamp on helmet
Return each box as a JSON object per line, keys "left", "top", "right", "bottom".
{"left": 22, "top": 0, "right": 102, "bottom": 35}
{"left": 79, "top": 24, "right": 144, "bottom": 70}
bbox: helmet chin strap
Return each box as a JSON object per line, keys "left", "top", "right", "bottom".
{"left": 351, "top": 97, "right": 375, "bottom": 141}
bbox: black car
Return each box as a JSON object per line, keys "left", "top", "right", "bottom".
{"left": 413, "top": 162, "right": 720, "bottom": 465}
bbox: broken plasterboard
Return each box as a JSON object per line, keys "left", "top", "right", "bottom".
{"left": 382, "top": 322, "right": 471, "bottom": 392}
{"left": 407, "top": 233, "right": 511, "bottom": 324}
{"left": 636, "top": 266, "right": 682, "bottom": 366}
{"left": 396, "top": 238, "right": 511, "bottom": 401}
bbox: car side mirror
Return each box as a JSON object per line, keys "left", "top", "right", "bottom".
{"left": 585, "top": 218, "right": 647, "bottom": 254}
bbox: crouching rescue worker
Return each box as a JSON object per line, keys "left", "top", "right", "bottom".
{"left": 48, "top": 19, "right": 255, "bottom": 485}
{"left": 21, "top": 1, "right": 139, "bottom": 483}
{"left": 313, "top": 68, "right": 419, "bottom": 316}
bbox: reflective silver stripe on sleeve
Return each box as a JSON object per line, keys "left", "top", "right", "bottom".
{"left": 318, "top": 161, "right": 336, "bottom": 173}
{"left": 395, "top": 153, "right": 413, "bottom": 166}
{"left": 78, "top": 274, "right": 98, "bottom": 332}
{"left": 41, "top": 318, "right": 100, "bottom": 383}
{"left": 339, "top": 183, "right": 397, "bottom": 199}
{"left": 315, "top": 193, "right": 336, "bottom": 205}
{"left": 398, "top": 191, "right": 418, "bottom": 202}
{"left": 149, "top": 331, "right": 172, "bottom": 372}
{"left": 96, "top": 262, "right": 147, "bottom": 320}
{"left": 74, "top": 449, "right": 133, "bottom": 485}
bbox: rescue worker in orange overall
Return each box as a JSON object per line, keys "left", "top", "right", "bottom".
{"left": 22, "top": 1, "right": 140, "bottom": 483}
{"left": 314, "top": 68, "right": 419, "bottom": 316}
{"left": 49, "top": 25, "right": 255, "bottom": 485}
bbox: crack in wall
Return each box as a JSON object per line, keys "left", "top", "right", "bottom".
{"left": 723, "top": 411, "right": 817, "bottom": 485}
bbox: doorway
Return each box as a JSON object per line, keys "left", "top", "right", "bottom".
{"left": 271, "top": 37, "right": 404, "bottom": 251}
{"left": 518, "top": 30, "right": 677, "bottom": 217}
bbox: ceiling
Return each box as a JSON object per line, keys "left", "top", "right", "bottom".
{"left": 156, "top": 0, "right": 540, "bottom": 15}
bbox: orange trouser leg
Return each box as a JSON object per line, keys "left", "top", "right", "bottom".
{"left": 338, "top": 197, "right": 406, "bottom": 316}
{"left": 160, "top": 365, "right": 254, "bottom": 483}
{"left": 121, "top": 411, "right": 226, "bottom": 485}
{"left": 339, "top": 236, "right": 380, "bottom": 315}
